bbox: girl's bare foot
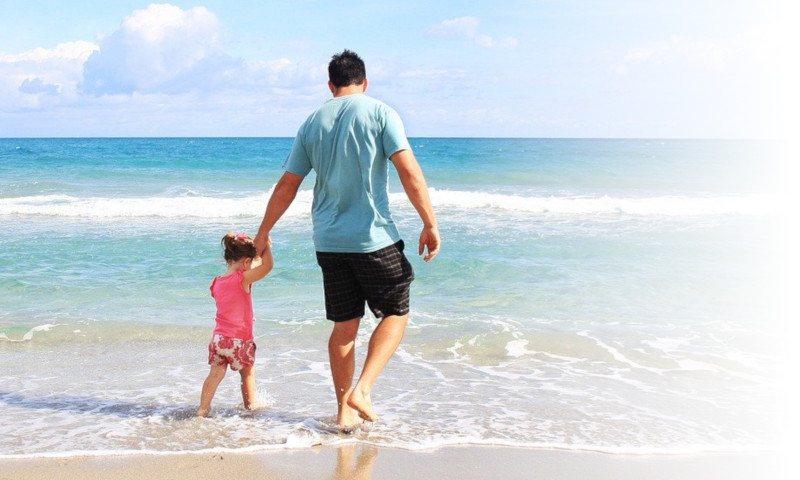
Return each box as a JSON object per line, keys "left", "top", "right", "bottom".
{"left": 196, "top": 408, "right": 211, "bottom": 417}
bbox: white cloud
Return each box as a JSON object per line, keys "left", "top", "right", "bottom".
{"left": 427, "top": 16, "right": 481, "bottom": 38}
{"left": 80, "top": 4, "right": 242, "bottom": 95}
{"left": 18, "top": 78, "right": 60, "bottom": 95}
{"left": 398, "top": 69, "right": 450, "bottom": 79}
{"left": 0, "top": 10, "right": 266, "bottom": 136}
{"left": 603, "top": 18, "right": 798, "bottom": 139}
{"left": 0, "top": 41, "right": 98, "bottom": 63}
{"left": 475, "top": 34, "right": 519, "bottom": 49}
{"left": 0, "top": 3, "right": 332, "bottom": 135}
{"left": 609, "top": 35, "right": 732, "bottom": 76}
{"left": 426, "top": 16, "right": 517, "bottom": 49}
{"left": 247, "top": 58, "right": 325, "bottom": 88}
{"left": 608, "top": 19, "right": 797, "bottom": 79}
{"left": 0, "top": 41, "right": 97, "bottom": 110}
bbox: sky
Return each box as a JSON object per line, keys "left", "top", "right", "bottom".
{"left": 0, "top": 0, "right": 797, "bottom": 138}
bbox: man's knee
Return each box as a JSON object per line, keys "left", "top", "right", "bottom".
{"left": 331, "top": 317, "right": 360, "bottom": 340}
{"left": 379, "top": 313, "right": 409, "bottom": 328}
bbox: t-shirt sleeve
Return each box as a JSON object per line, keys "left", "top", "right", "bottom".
{"left": 382, "top": 107, "right": 411, "bottom": 158}
{"left": 283, "top": 124, "right": 313, "bottom": 177}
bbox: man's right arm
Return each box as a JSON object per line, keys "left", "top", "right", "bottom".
{"left": 253, "top": 171, "right": 304, "bottom": 256}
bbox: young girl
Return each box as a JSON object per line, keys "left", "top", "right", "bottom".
{"left": 196, "top": 232, "right": 273, "bottom": 417}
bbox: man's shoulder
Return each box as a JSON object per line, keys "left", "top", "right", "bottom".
{"left": 366, "top": 94, "right": 396, "bottom": 110}
{"left": 344, "top": 94, "right": 394, "bottom": 111}
{"left": 355, "top": 96, "right": 404, "bottom": 127}
{"left": 309, "top": 94, "right": 394, "bottom": 115}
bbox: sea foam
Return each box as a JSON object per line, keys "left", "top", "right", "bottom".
{"left": 0, "top": 189, "right": 773, "bottom": 219}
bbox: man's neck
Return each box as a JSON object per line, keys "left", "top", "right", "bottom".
{"left": 330, "top": 81, "right": 367, "bottom": 98}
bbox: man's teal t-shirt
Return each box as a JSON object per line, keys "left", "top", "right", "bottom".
{"left": 283, "top": 94, "right": 411, "bottom": 253}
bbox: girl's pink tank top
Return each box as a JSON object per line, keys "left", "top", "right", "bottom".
{"left": 210, "top": 269, "right": 254, "bottom": 340}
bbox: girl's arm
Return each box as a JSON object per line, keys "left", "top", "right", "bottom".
{"left": 243, "top": 237, "right": 274, "bottom": 288}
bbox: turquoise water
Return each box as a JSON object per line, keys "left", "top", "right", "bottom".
{"left": 0, "top": 137, "right": 789, "bottom": 456}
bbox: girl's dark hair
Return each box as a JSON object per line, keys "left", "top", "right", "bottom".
{"left": 221, "top": 233, "right": 257, "bottom": 263}
{"left": 328, "top": 49, "right": 366, "bottom": 88}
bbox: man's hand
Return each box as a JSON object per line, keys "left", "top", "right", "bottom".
{"left": 253, "top": 233, "right": 271, "bottom": 258}
{"left": 419, "top": 225, "right": 440, "bottom": 262}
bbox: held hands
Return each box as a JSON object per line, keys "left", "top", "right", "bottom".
{"left": 253, "top": 234, "right": 272, "bottom": 258}
{"left": 419, "top": 225, "right": 440, "bottom": 262}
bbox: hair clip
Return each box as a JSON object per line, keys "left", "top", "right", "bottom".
{"left": 235, "top": 233, "right": 248, "bottom": 240}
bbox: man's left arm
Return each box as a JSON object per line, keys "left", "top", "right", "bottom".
{"left": 391, "top": 149, "right": 440, "bottom": 262}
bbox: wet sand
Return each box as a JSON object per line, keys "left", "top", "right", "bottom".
{"left": 0, "top": 444, "right": 791, "bottom": 480}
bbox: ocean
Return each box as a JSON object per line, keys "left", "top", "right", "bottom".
{"left": 0, "top": 137, "right": 790, "bottom": 457}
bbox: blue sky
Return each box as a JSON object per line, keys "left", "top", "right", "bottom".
{"left": 0, "top": 1, "right": 796, "bottom": 138}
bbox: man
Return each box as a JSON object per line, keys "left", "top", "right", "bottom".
{"left": 253, "top": 50, "right": 440, "bottom": 429}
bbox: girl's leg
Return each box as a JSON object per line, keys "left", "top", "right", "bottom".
{"left": 239, "top": 366, "right": 256, "bottom": 410}
{"left": 197, "top": 364, "right": 227, "bottom": 416}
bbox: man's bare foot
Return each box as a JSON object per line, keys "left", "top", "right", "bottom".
{"left": 338, "top": 425, "right": 357, "bottom": 435}
{"left": 337, "top": 401, "right": 361, "bottom": 431}
{"left": 347, "top": 388, "right": 379, "bottom": 422}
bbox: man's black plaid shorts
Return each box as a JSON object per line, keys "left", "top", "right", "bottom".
{"left": 316, "top": 240, "right": 415, "bottom": 322}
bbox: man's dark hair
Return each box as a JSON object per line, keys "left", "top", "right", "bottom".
{"left": 328, "top": 50, "right": 366, "bottom": 88}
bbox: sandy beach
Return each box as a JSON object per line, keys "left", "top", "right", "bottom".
{"left": 0, "top": 445, "right": 791, "bottom": 480}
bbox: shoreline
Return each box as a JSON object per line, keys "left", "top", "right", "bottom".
{"left": 0, "top": 445, "right": 791, "bottom": 480}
